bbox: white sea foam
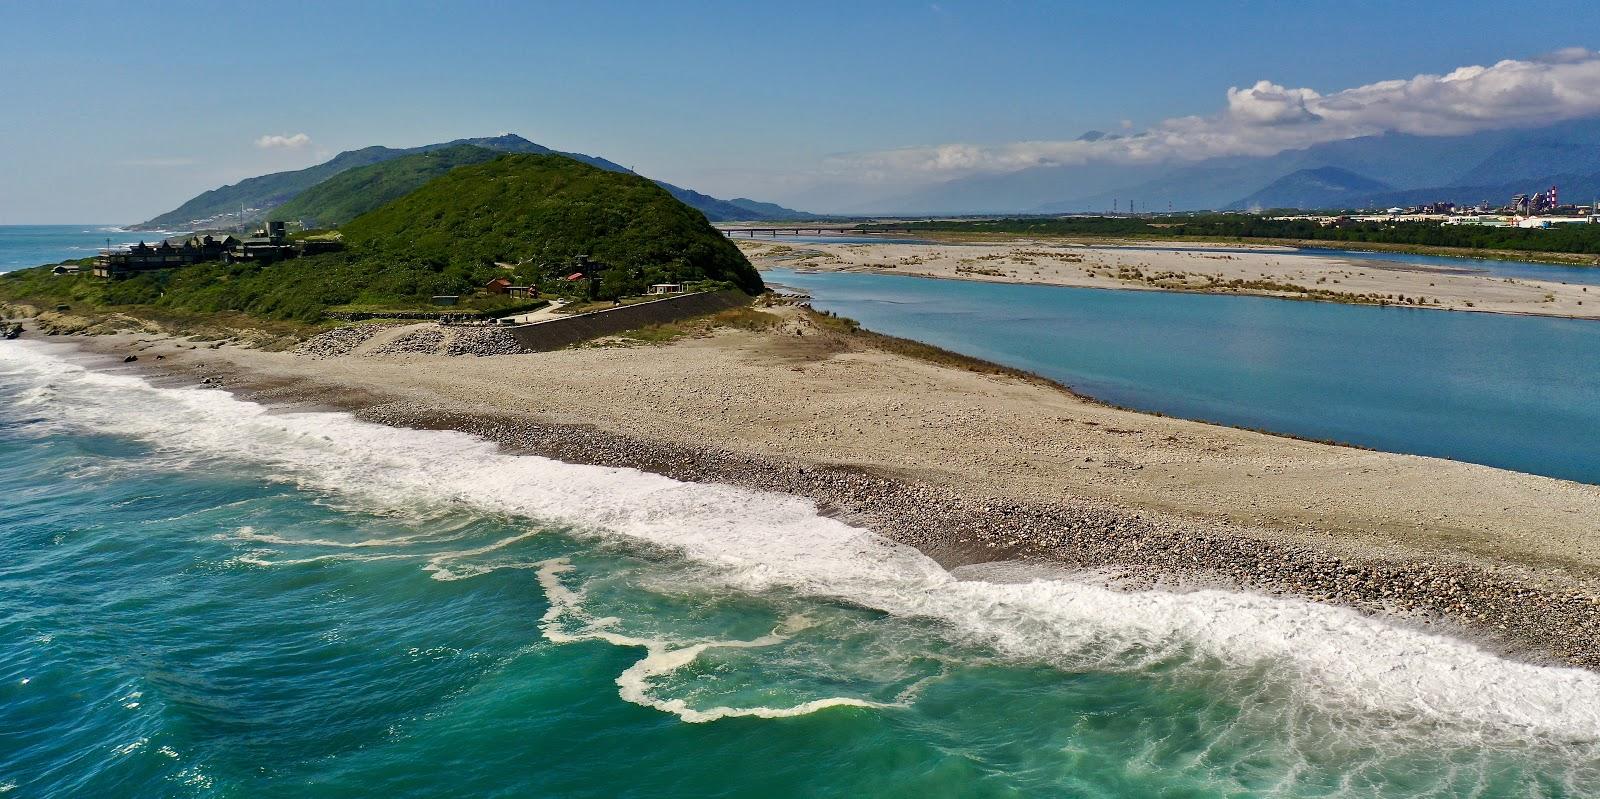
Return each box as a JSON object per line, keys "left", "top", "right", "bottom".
{"left": 218, "top": 526, "right": 446, "bottom": 549}
{"left": 4, "top": 339, "right": 1600, "bottom": 744}
{"left": 537, "top": 559, "right": 890, "bottom": 722}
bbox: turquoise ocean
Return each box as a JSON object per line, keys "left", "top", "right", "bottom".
{"left": 5, "top": 229, "right": 1600, "bottom": 795}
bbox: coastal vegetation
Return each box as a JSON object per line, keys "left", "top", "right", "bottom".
{"left": 870, "top": 216, "right": 1600, "bottom": 259}
{"left": 0, "top": 154, "right": 761, "bottom": 325}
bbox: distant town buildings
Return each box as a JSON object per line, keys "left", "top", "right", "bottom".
{"left": 1272, "top": 182, "right": 1596, "bottom": 229}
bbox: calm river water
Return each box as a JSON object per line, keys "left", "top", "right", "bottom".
{"left": 770, "top": 267, "right": 1600, "bottom": 484}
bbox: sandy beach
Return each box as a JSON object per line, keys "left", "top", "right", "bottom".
{"left": 19, "top": 299, "right": 1598, "bottom": 670}
{"left": 737, "top": 238, "right": 1600, "bottom": 320}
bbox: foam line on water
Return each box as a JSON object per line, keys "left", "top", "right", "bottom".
{"left": 4, "top": 339, "right": 1600, "bottom": 743}
{"left": 423, "top": 531, "right": 545, "bottom": 580}
{"left": 537, "top": 559, "right": 889, "bottom": 722}
{"left": 217, "top": 526, "right": 445, "bottom": 549}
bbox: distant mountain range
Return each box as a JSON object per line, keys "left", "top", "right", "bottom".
{"left": 860, "top": 117, "right": 1600, "bottom": 214}
{"left": 134, "top": 134, "right": 816, "bottom": 230}
{"left": 1227, "top": 167, "right": 1392, "bottom": 211}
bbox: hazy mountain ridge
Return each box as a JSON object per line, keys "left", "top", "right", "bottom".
{"left": 865, "top": 117, "right": 1600, "bottom": 214}
{"left": 1226, "top": 167, "right": 1392, "bottom": 211}
{"left": 1453, "top": 140, "right": 1600, "bottom": 187}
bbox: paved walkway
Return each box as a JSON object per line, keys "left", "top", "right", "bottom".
{"left": 502, "top": 299, "right": 567, "bottom": 324}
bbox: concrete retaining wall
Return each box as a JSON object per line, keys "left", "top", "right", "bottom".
{"left": 507, "top": 289, "right": 751, "bottom": 351}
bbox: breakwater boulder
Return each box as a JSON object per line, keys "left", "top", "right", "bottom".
{"left": 295, "top": 326, "right": 381, "bottom": 359}
{"left": 444, "top": 326, "right": 524, "bottom": 356}
{"left": 371, "top": 327, "right": 446, "bottom": 356}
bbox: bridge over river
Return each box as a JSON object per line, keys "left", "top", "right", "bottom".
{"left": 716, "top": 226, "right": 913, "bottom": 237}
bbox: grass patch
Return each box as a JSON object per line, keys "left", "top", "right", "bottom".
{"left": 612, "top": 305, "right": 782, "bottom": 345}
{"left": 618, "top": 323, "right": 690, "bottom": 343}
{"left": 710, "top": 306, "right": 783, "bottom": 331}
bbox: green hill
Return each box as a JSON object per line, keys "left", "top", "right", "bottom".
{"left": 4, "top": 153, "right": 762, "bottom": 324}
{"left": 268, "top": 144, "right": 501, "bottom": 228}
{"left": 343, "top": 153, "right": 763, "bottom": 295}
{"left": 136, "top": 133, "right": 815, "bottom": 230}
{"left": 136, "top": 135, "right": 561, "bottom": 230}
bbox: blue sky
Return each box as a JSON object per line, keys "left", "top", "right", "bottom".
{"left": 2, "top": 0, "right": 1598, "bottom": 222}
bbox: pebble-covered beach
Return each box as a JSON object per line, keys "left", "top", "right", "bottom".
{"left": 358, "top": 401, "right": 1600, "bottom": 670}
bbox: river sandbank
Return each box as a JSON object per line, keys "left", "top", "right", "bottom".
{"left": 739, "top": 238, "right": 1600, "bottom": 320}
{"left": 13, "top": 300, "right": 1599, "bottom": 670}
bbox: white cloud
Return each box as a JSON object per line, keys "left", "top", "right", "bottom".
{"left": 255, "top": 132, "right": 313, "bottom": 150}
{"left": 837, "top": 49, "right": 1600, "bottom": 177}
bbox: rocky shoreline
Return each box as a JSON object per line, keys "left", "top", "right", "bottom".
{"left": 352, "top": 400, "right": 1600, "bottom": 671}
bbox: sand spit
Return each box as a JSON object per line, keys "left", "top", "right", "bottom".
{"left": 739, "top": 239, "right": 1600, "bottom": 320}
{"left": 18, "top": 306, "right": 1600, "bottom": 669}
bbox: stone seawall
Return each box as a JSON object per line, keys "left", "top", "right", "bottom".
{"left": 507, "top": 290, "right": 751, "bottom": 351}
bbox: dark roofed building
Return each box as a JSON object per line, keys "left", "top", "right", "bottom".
{"left": 95, "top": 239, "right": 201, "bottom": 278}
{"left": 94, "top": 224, "right": 337, "bottom": 278}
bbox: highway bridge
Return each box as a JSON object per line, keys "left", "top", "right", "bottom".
{"left": 716, "top": 226, "right": 913, "bottom": 237}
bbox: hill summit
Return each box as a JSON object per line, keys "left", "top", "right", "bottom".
{"left": 135, "top": 133, "right": 815, "bottom": 230}
{"left": 268, "top": 144, "right": 502, "bottom": 228}
{"left": 343, "top": 153, "right": 764, "bottom": 296}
